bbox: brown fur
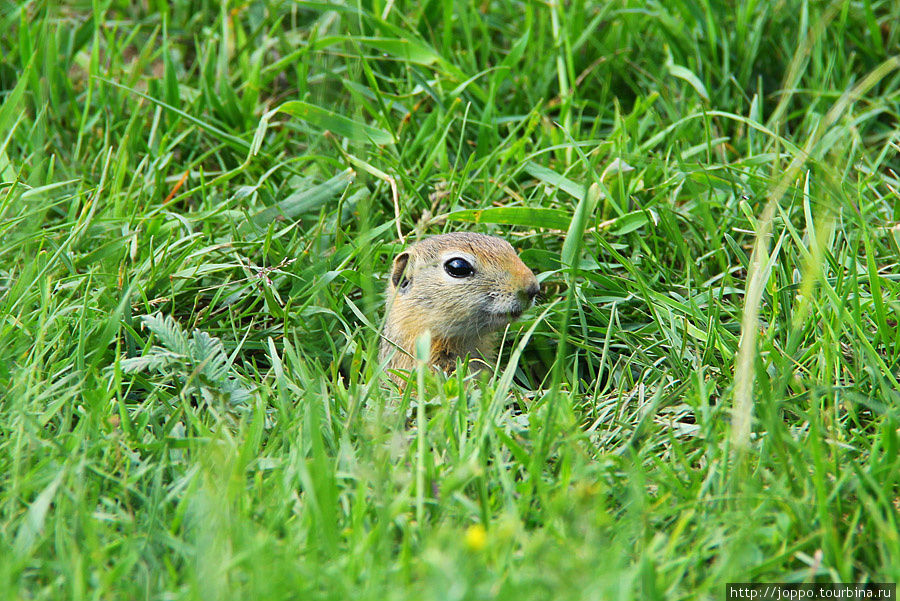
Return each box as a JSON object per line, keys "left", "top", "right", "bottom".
{"left": 379, "top": 232, "right": 539, "bottom": 384}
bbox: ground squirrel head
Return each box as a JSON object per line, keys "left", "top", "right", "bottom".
{"left": 380, "top": 232, "right": 539, "bottom": 380}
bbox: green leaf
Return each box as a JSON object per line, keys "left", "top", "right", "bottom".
{"left": 0, "top": 54, "right": 32, "bottom": 140}
{"left": 190, "top": 330, "right": 228, "bottom": 381}
{"left": 446, "top": 207, "right": 570, "bottom": 229}
{"left": 141, "top": 313, "right": 189, "bottom": 355}
{"left": 275, "top": 101, "right": 395, "bottom": 145}
{"left": 610, "top": 210, "right": 655, "bottom": 236}
{"left": 358, "top": 37, "right": 442, "bottom": 66}
{"left": 561, "top": 184, "right": 601, "bottom": 269}
{"left": 14, "top": 470, "right": 65, "bottom": 557}
{"left": 524, "top": 162, "right": 584, "bottom": 200}
{"left": 250, "top": 169, "right": 355, "bottom": 227}
{"left": 119, "top": 350, "right": 181, "bottom": 373}
{"left": 666, "top": 54, "right": 709, "bottom": 102}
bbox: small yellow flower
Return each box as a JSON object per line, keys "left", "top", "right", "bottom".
{"left": 464, "top": 524, "right": 487, "bottom": 551}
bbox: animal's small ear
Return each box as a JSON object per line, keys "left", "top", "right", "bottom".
{"left": 391, "top": 251, "right": 411, "bottom": 290}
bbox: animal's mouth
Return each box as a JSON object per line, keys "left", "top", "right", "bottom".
{"left": 488, "top": 305, "right": 524, "bottom": 324}
{"left": 475, "top": 296, "right": 530, "bottom": 333}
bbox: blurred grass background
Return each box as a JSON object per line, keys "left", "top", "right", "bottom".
{"left": 1, "top": 0, "right": 900, "bottom": 599}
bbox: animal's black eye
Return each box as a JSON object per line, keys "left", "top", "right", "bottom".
{"left": 444, "top": 257, "right": 474, "bottom": 278}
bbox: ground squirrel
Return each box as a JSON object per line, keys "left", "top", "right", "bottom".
{"left": 379, "top": 232, "right": 540, "bottom": 384}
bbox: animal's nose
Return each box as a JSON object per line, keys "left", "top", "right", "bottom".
{"left": 525, "top": 280, "right": 540, "bottom": 302}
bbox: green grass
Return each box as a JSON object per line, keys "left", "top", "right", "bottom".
{"left": 2, "top": 0, "right": 900, "bottom": 598}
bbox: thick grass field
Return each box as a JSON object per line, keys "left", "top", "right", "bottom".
{"left": 2, "top": 1, "right": 900, "bottom": 599}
